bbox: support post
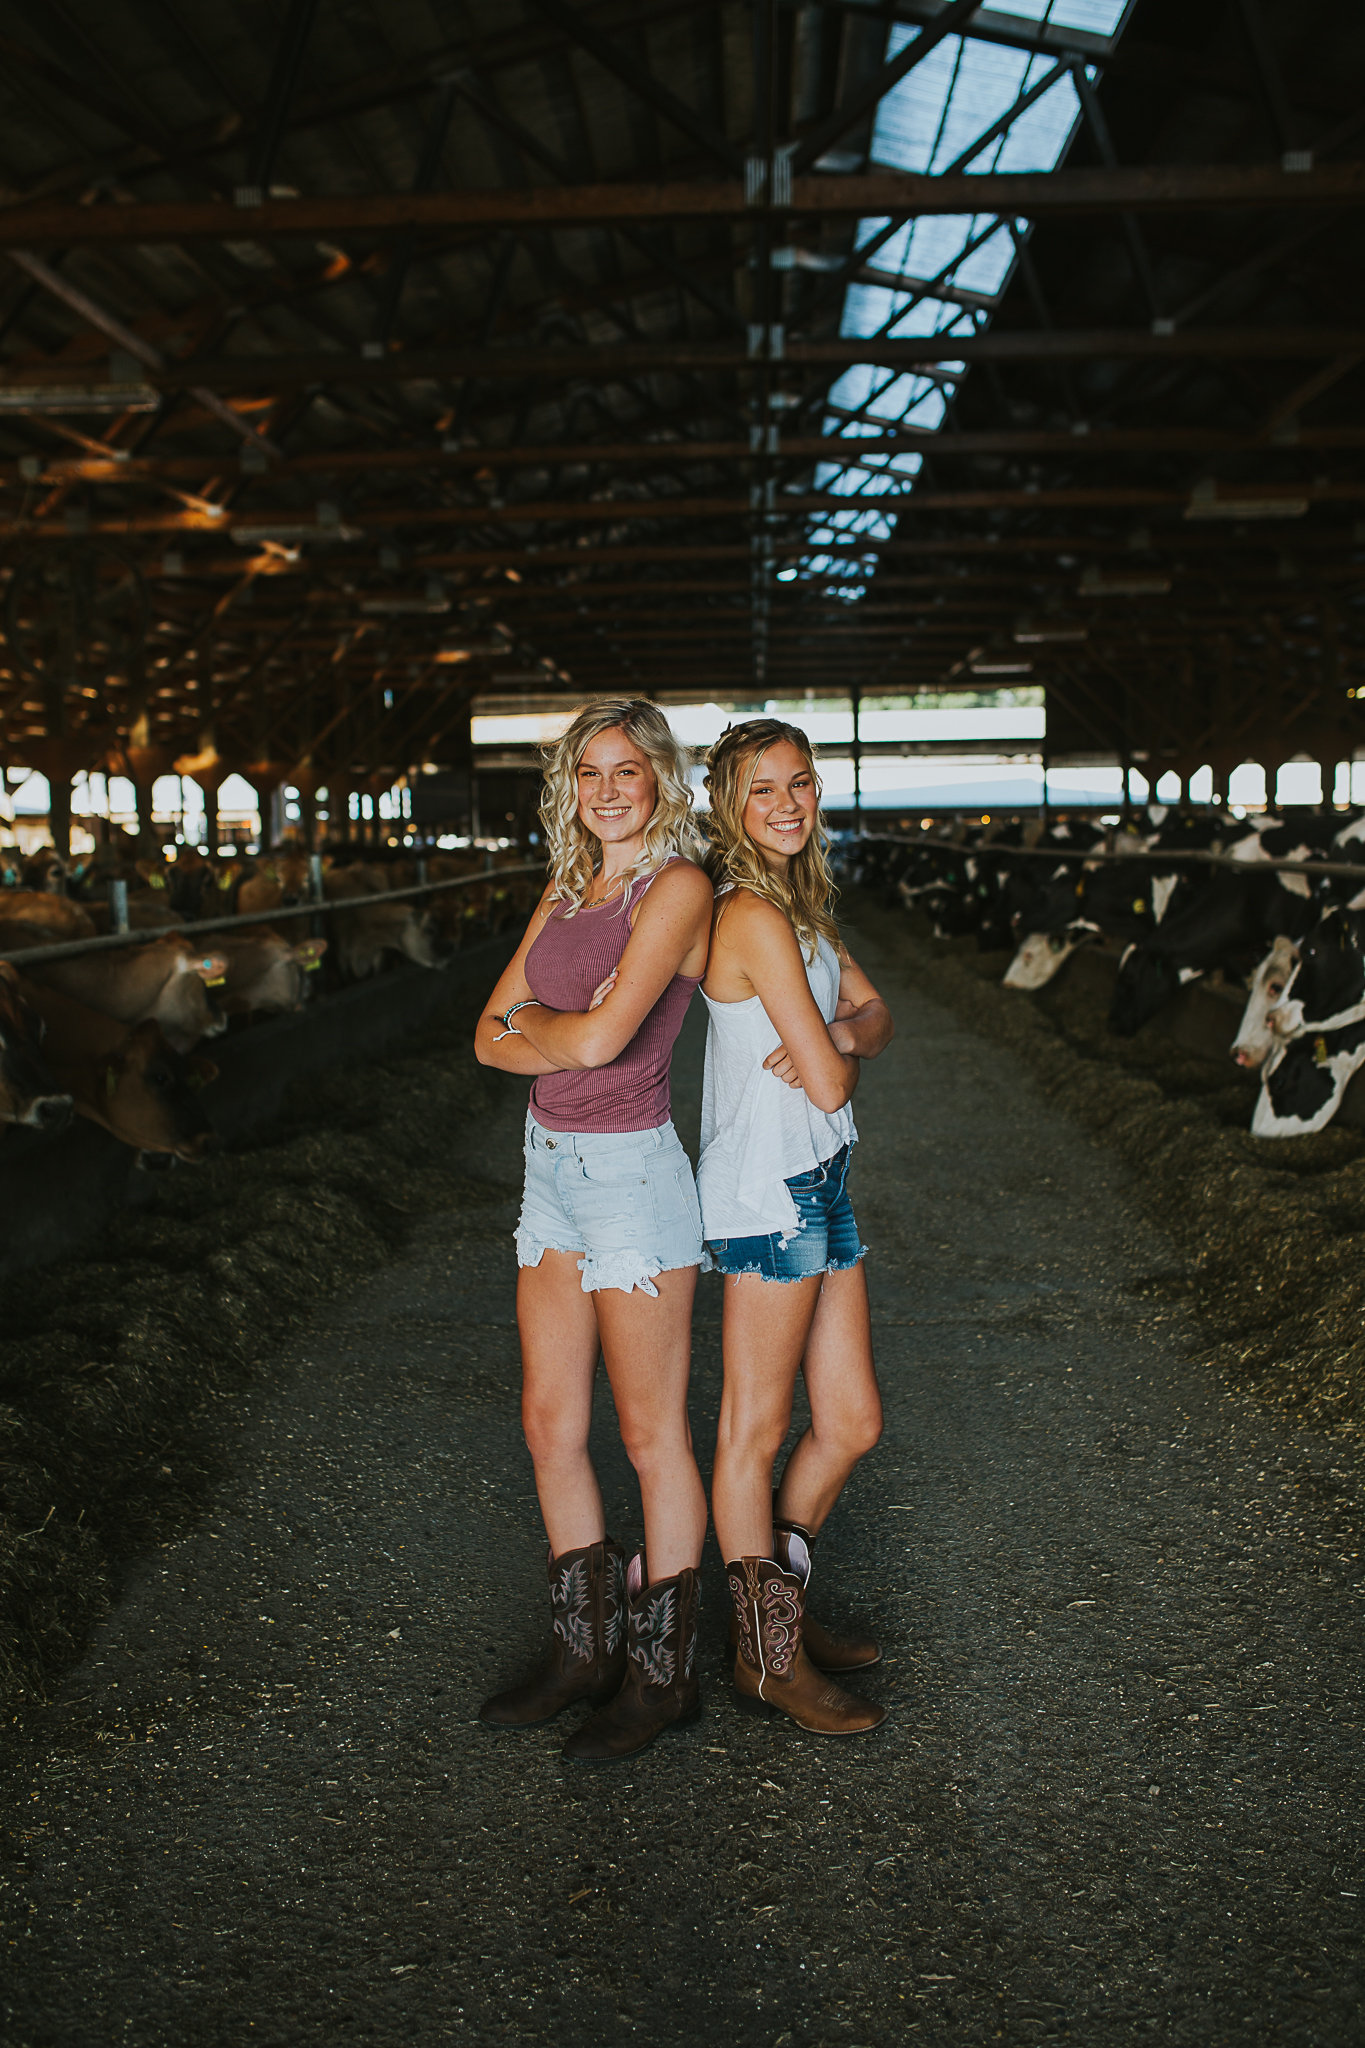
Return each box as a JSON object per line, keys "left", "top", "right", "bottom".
{"left": 850, "top": 681, "right": 863, "bottom": 834}
{"left": 47, "top": 769, "right": 72, "bottom": 860}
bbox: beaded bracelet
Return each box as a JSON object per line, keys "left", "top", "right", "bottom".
{"left": 492, "top": 997, "right": 542, "bottom": 1044}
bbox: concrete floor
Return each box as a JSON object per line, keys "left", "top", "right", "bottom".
{"left": 3, "top": 914, "right": 1363, "bottom": 2047}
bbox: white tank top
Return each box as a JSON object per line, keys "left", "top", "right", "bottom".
{"left": 697, "top": 905, "right": 857, "bottom": 1245}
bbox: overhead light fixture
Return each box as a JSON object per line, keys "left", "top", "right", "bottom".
{"left": 1079, "top": 565, "right": 1171, "bottom": 596}
{"left": 770, "top": 246, "right": 843, "bottom": 273}
{"left": 1184, "top": 478, "right": 1309, "bottom": 521}
{"left": 1013, "top": 618, "right": 1087, "bottom": 643}
{"left": 969, "top": 659, "right": 1034, "bottom": 676}
{"left": 0, "top": 382, "right": 160, "bottom": 414}
{"left": 360, "top": 597, "right": 452, "bottom": 615}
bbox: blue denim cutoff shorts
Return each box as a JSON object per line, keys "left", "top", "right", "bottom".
{"left": 706, "top": 1143, "right": 868, "bottom": 1283}
{"left": 516, "top": 1112, "right": 705, "bottom": 1296}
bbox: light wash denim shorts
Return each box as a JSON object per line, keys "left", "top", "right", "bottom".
{"left": 515, "top": 1112, "right": 705, "bottom": 1296}
{"left": 705, "top": 1143, "right": 868, "bottom": 1283}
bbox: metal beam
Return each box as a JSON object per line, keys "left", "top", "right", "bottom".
{"left": 1, "top": 162, "right": 1363, "bottom": 245}
{"left": 9, "top": 476, "right": 1365, "bottom": 543}
{"left": 13, "top": 324, "right": 1365, "bottom": 399}
{"left": 1260, "top": 351, "right": 1365, "bottom": 438}
{"left": 17, "top": 419, "right": 1365, "bottom": 489}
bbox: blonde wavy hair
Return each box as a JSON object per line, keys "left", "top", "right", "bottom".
{"left": 539, "top": 696, "right": 702, "bottom": 914}
{"left": 703, "top": 718, "right": 839, "bottom": 955}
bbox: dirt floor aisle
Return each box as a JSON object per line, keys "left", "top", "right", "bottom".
{"left": 3, "top": 914, "right": 1364, "bottom": 2048}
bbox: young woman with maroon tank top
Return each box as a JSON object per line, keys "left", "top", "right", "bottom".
{"left": 474, "top": 699, "right": 712, "bottom": 1763}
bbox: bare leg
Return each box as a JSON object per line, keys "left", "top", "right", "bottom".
{"left": 774, "top": 1261, "right": 883, "bottom": 1535}
{"left": 711, "top": 1272, "right": 823, "bottom": 1562}
{"left": 517, "top": 1250, "right": 606, "bottom": 1555}
{"left": 596, "top": 1265, "right": 708, "bottom": 1582}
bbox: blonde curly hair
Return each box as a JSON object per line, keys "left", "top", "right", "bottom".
{"left": 539, "top": 697, "right": 702, "bottom": 914}
{"left": 703, "top": 718, "right": 840, "bottom": 957}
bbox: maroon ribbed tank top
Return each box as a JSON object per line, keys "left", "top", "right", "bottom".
{"left": 526, "top": 857, "right": 700, "bottom": 1133}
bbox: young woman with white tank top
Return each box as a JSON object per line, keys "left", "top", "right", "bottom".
{"left": 474, "top": 699, "right": 712, "bottom": 1763}
{"left": 698, "top": 719, "right": 894, "bottom": 1736}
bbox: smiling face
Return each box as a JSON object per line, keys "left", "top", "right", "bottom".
{"left": 742, "top": 740, "right": 818, "bottom": 870}
{"left": 575, "top": 725, "right": 658, "bottom": 856}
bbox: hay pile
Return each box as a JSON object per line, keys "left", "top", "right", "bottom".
{"left": 0, "top": 984, "right": 505, "bottom": 1712}
{"left": 868, "top": 900, "right": 1365, "bottom": 1432}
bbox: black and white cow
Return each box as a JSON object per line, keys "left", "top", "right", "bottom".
{"left": 1254, "top": 905, "right": 1365, "bottom": 1136}
{"left": 1108, "top": 863, "right": 1329, "bottom": 1038}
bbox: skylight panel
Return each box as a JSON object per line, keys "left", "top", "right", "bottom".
{"left": 1004, "top": 0, "right": 1129, "bottom": 31}
{"left": 791, "top": 0, "right": 1134, "bottom": 599}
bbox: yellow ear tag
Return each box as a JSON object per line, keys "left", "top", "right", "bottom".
{"left": 149, "top": 873, "right": 165, "bottom": 889}
{"left": 1132, "top": 898, "right": 1146, "bottom": 915}
{"left": 206, "top": 975, "right": 227, "bottom": 987}
{"left": 1314, "top": 1035, "right": 1330, "bottom": 1067}
{"left": 305, "top": 956, "right": 322, "bottom": 970}
{"left": 217, "top": 874, "right": 233, "bottom": 890}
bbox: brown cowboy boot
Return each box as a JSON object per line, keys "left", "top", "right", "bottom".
{"left": 562, "top": 1550, "right": 701, "bottom": 1762}
{"left": 726, "top": 1540, "right": 885, "bottom": 1735}
{"left": 725, "top": 1513, "right": 882, "bottom": 1673}
{"left": 479, "top": 1537, "right": 627, "bottom": 1727}
{"left": 774, "top": 1515, "right": 881, "bottom": 1671}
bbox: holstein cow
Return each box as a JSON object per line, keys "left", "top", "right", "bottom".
{"left": 214, "top": 930, "right": 328, "bottom": 1016}
{"left": 24, "top": 935, "right": 230, "bottom": 1054}
{"left": 0, "top": 961, "right": 73, "bottom": 1133}
{"left": 20, "top": 978, "right": 218, "bottom": 1164}
{"left": 896, "top": 843, "right": 981, "bottom": 938}
{"left": 1253, "top": 906, "right": 1365, "bottom": 1136}
{"left": 1109, "top": 865, "right": 1326, "bottom": 1038}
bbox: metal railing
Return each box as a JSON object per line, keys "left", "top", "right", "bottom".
{"left": 0, "top": 861, "right": 546, "bottom": 968}
{"left": 853, "top": 830, "right": 1365, "bottom": 887}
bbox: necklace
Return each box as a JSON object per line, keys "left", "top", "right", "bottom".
{"left": 583, "top": 874, "right": 626, "bottom": 909}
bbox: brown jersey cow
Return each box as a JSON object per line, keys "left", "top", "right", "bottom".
{"left": 0, "top": 961, "right": 72, "bottom": 1133}
{"left": 24, "top": 935, "right": 229, "bottom": 1054}
{"left": 20, "top": 979, "right": 217, "bottom": 1164}
{"left": 214, "top": 930, "right": 327, "bottom": 1015}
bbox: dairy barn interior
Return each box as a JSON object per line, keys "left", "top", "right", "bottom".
{"left": 3, "top": 3, "right": 1365, "bottom": 2043}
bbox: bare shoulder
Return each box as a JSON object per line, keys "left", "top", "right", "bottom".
{"left": 717, "top": 887, "right": 801, "bottom": 957}
{"left": 651, "top": 856, "right": 713, "bottom": 907}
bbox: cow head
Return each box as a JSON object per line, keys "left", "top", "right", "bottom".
{"left": 20, "top": 845, "right": 67, "bottom": 895}
{"left": 98, "top": 1021, "right": 219, "bottom": 1164}
{"left": 151, "top": 944, "right": 231, "bottom": 1051}
{"left": 0, "top": 960, "right": 73, "bottom": 1132}
{"left": 399, "top": 908, "right": 454, "bottom": 969}
{"left": 1233, "top": 935, "right": 1301, "bottom": 1069}
{"left": 1003, "top": 920, "right": 1101, "bottom": 991}
{"left": 223, "top": 932, "right": 328, "bottom": 1014}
